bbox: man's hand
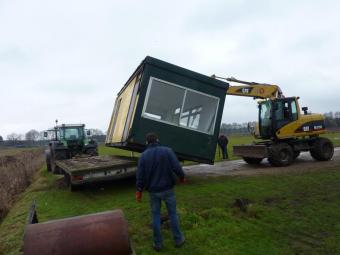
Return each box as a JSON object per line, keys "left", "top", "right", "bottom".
{"left": 179, "top": 176, "right": 187, "bottom": 184}
{"left": 135, "top": 191, "right": 142, "bottom": 202}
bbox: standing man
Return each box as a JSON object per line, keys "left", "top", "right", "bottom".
{"left": 135, "top": 133, "right": 186, "bottom": 251}
{"left": 218, "top": 134, "right": 229, "bottom": 160}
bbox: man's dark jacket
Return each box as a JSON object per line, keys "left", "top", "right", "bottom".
{"left": 136, "top": 143, "right": 185, "bottom": 193}
{"left": 218, "top": 135, "right": 228, "bottom": 148}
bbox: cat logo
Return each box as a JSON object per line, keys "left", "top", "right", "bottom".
{"left": 242, "top": 88, "right": 251, "bottom": 94}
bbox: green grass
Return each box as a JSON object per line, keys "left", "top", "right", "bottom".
{"left": 1, "top": 132, "right": 339, "bottom": 254}
{"left": 1, "top": 164, "right": 340, "bottom": 254}
{"left": 322, "top": 131, "right": 340, "bottom": 147}
{"left": 97, "top": 146, "right": 137, "bottom": 157}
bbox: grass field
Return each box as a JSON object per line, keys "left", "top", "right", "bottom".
{"left": 1, "top": 132, "right": 340, "bottom": 255}
{"left": 1, "top": 163, "right": 340, "bottom": 253}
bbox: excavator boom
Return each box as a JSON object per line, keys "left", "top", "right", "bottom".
{"left": 212, "top": 75, "right": 284, "bottom": 99}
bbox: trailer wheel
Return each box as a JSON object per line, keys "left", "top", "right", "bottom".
{"left": 293, "top": 151, "right": 300, "bottom": 160}
{"left": 64, "top": 173, "right": 79, "bottom": 192}
{"left": 45, "top": 151, "right": 52, "bottom": 172}
{"left": 310, "top": 137, "right": 334, "bottom": 161}
{"left": 243, "top": 157, "right": 263, "bottom": 165}
{"left": 268, "top": 143, "right": 294, "bottom": 167}
{"left": 64, "top": 173, "right": 71, "bottom": 187}
{"left": 70, "top": 184, "right": 79, "bottom": 192}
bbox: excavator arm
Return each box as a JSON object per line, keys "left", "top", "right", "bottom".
{"left": 211, "top": 75, "right": 284, "bottom": 99}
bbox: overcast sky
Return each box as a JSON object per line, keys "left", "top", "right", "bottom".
{"left": 1, "top": 0, "right": 340, "bottom": 138}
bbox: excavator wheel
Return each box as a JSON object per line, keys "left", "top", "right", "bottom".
{"left": 268, "top": 143, "right": 294, "bottom": 167}
{"left": 310, "top": 137, "right": 334, "bottom": 161}
{"left": 243, "top": 157, "right": 263, "bottom": 165}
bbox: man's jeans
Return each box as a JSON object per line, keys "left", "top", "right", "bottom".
{"left": 149, "top": 189, "right": 184, "bottom": 247}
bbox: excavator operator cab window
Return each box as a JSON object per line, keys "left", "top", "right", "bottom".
{"left": 273, "top": 98, "right": 298, "bottom": 131}
{"left": 259, "top": 101, "right": 273, "bottom": 138}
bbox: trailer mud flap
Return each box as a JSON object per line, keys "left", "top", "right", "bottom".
{"left": 233, "top": 145, "right": 268, "bottom": 158}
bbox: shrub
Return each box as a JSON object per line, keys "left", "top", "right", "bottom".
{"left": 0, "top": 149, "right": 44, "bottom": 220}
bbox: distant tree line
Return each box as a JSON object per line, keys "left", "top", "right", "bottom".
{"left": 219, "top": 122, "right": 253, "bottom": 136}
{"left": 220, "top": 111, "right": 340, "bottom": 135}
{"left": 0, "top": 128, "right": 106, "bottom": 148}
{"left": 323, "top": 111, "right": 340, "bottom": 130}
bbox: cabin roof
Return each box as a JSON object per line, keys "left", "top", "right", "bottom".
{"left": 117, "top": 56, "right": 229, "bottom": 96}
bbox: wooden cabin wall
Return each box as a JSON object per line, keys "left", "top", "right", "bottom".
{"left": 106, "top": 77, "right": 136, "bottom": 143}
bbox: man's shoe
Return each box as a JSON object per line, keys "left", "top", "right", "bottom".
{"left": 175, "top": 237, "right": 185, "bottom": 248}
{"left": 153, "top": 245, "right": 162, "bottom": 252}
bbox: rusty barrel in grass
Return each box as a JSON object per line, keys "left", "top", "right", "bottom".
{"left": 23, "top": 209, "right": 132, "bottom": 255}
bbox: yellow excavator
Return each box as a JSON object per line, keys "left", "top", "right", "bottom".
{"left": 212, "top": 75, "right": 334, "bottom": 167}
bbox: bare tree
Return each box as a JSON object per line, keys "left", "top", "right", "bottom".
{"left": 25, "top": 129, "right": 40, "bottom": 141}
{"left": 89, "top": 129, "right": 104, "bottom": 136}
{"left": 0, "top": 136, "right": 3, "bottom": 142}
{"left": 7, "top": 133, "right": 22, "bottom": 141}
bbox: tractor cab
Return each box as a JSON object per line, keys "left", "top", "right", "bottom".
{"left": 44, "top": 122, "right": 98, "bottom": 167}
{"left": 58, "top": 124, "right": 88, "bottom": 154}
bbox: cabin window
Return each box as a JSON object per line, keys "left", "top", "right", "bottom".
{"left": 142, "top": 77, "right": 219, "bottom": 134}
{"left": 143, "top": 79, "right": 185, "bottom": 125}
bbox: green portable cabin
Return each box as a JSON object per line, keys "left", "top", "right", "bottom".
{"left": 105, "top": 56, "right": 229, "bottom": 164}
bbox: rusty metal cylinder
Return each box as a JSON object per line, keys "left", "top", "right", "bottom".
{"left": 24, "top": 209, "right": 132, "bottom": 255}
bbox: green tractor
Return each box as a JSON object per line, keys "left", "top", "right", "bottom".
{"left": 44, "top": 121, "right": 98, "bottom": 174}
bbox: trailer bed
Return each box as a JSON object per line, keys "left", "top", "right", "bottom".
{"left": 56, "top": 155, "right": 138, "bottom": 187}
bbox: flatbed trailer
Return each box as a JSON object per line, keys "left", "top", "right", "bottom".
{"left": 56, "top": 155, "right": 138, "bottom": 191}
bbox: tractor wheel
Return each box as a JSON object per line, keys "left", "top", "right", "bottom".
{"left": 243, "top": 157, "right": 263, "bottom": 165}
{"left": 293, "top": 151, "right": 300, "bottom": 160}
{"left": 46, "top": 161, "right": 52, "bottom": 172}
{"left": 268, "top": 143, "right": 294, "bottom": 167}
{"left": 51, "top": 160, "right": 61, "bottom": 174}
{"left": 45, "top": 151, "right": 52, "bottom": 172}
{"left": 85, "top": 148, "right": 98, "bottom": 156}
{"left": 310, "top": 137, "right": 334, "bottom": 161}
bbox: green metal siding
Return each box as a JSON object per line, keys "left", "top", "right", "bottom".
{"left": 126, "top": 57, "right": 228, "bottom": 163}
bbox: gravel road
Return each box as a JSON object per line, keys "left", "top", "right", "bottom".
{"left": 184, "top": 148, "right": 340, "bottom": 177}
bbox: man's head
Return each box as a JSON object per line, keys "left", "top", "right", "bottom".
{"left": 146, "top": 132, "right": 159, "bottom": 145}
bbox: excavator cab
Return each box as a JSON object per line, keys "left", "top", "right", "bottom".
{"left": 258, "top": 97, "right": 299, "bottom": 139}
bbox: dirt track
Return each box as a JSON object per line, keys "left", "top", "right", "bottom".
{"left": 184, "top": 148, "right": 340, "bottom": 177}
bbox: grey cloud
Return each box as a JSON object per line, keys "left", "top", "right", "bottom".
{"left": 1, "top": 0, "right": 340, "bottom": 137}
